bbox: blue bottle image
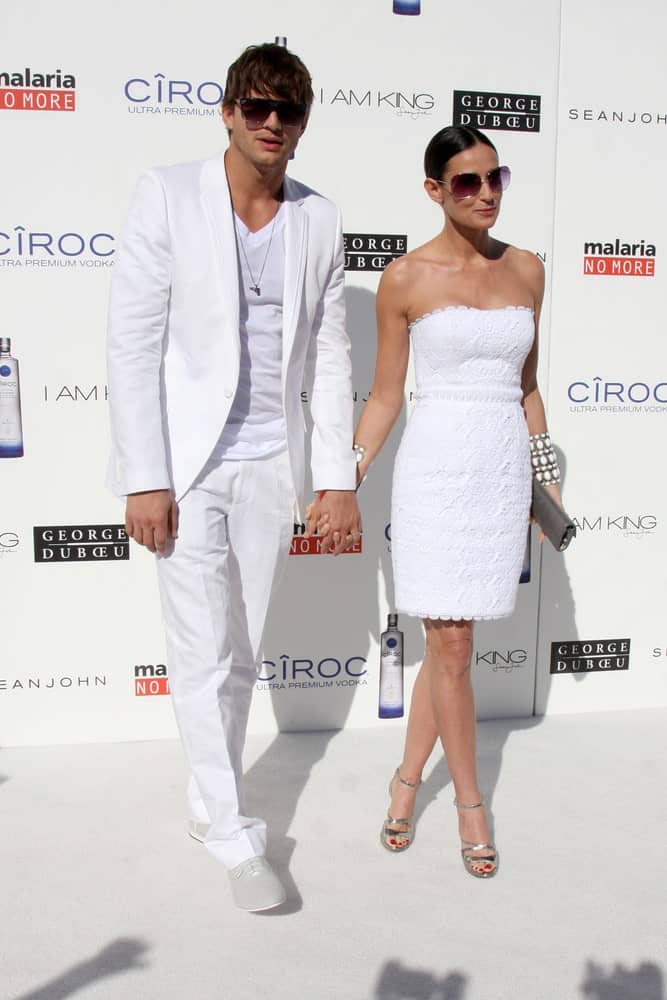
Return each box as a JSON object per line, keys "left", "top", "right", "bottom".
{"left": 519, "top": 527, "right": 531, "bottom": 584}
{"left": 379, "top": 613, "right": 404, "bottom": 718}
{"left": 393, "top": 0, "right": 421, "bottom": 14}
{"left": 0, "top": 337, "right": 24, "bottom": 458}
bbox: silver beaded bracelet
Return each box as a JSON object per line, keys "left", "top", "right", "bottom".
{"left": 529, "top": 431, "right": 561, "bottom": 485}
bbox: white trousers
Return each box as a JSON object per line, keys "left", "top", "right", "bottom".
{"left": 156, "top": 450, "right": 295, "bottom": 868}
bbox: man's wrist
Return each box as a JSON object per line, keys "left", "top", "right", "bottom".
{"left": 315, "top": 489, "right": 356, "bottom": 498}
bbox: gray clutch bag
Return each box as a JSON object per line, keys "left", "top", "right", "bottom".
{"left": 531, "top": 479, "right": 576, "bottom": 551}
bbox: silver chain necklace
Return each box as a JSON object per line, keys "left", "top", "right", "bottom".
{"left": 234, "top": 211, "right": 278, "bottom": 296}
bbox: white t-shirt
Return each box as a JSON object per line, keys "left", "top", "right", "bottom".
{"left": 212, "top": 205, "right": 287, "bottom": 461}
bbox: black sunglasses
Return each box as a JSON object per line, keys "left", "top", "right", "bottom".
{"left": 237, "top": 97, "right": 307, "bottom": 129}
{"left": 436, "top": 165, "right": 511, "bottom": 201}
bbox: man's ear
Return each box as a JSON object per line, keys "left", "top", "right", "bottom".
{"left": 221, "top": 102, "right": 235, "bottom": 132}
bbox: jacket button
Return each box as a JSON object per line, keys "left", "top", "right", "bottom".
{"left": 224, "top": 388, "right": 233, "bottom": 398}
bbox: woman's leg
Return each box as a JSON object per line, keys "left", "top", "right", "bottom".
{"left": 385, "top": 654, "right": 438, "bottom": 836}
{"left": 387, "top": 618, "right": 494, "bottom": 869}
{"left": 423, "top": 619, "right": 494, "bottom": 870}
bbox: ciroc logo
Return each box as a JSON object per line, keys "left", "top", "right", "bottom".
{"left": 257, "top": 654, "right": 368, "bottom": 691}
{"left": 124, "top": 74, "right": 223, "bottom": 117}
{"left": 0, "top": 227, "right": 115, "bottom": 270}
{"left": 567, "top": 377, "right": 667, "bottom": 414}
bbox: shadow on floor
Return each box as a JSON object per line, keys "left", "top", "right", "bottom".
{"left": 11, "top": 937, "right": 150, "bottom": 1000}
{"left": 243, "top": 729, "right": 343, "bottom": 912}
{"left": 371, "top": 958, "right": 664, "bottom": 1000}
{"left": 373, "top": 961, "right": 467, "bottom": 1000}
{"left": 580, "top": 960, "right": 664, "bottom": 1000}
{"left": 409, "top": 715, "right": 553, "bottom": 848}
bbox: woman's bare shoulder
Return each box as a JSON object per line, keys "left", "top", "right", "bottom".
{"left": 505, "top": 244, "right": 544, "bottom": 282}
{"left": 380, "top": 241, "right": 440, "bottom": 291}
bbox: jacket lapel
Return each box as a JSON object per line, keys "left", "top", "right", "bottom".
{"left": 200, "top": 154, "right": 240, "bottom": 358}
{"left": 282, "top": 177, "right": 308, "bottom": 381}
{"left": 199, "top": 163, "right": 306, "bottom": 380}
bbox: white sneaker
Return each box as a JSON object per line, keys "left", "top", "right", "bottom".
{"left": 188, "top": 820, "right": 209, "bottom": 843}
{"left": 227, "top": 856, "right": 286, "bottom": 912}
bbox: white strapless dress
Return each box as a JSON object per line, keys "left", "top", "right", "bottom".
{"left": 391, "top": 306, "right": 534, "bottom": 620}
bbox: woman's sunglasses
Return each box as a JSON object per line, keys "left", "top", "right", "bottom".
{"left": 436, "top": 165, "right": 511, "bottom": 201}
{"left": 236, "top": 97, "right": 307, "bottom": 129}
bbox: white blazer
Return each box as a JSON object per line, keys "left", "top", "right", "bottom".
{"left": 106, "top": 152, "right": 356, "bottom": 513}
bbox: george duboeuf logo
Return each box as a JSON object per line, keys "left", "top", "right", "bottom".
{"left": 453, "top": 89, "right": 541, "bottom": 132}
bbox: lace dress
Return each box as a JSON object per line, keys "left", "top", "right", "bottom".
{"left": 391, "top": 306, "right": 534, "bottom": 620}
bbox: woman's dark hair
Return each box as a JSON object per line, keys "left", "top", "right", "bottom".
{"left": 223, "top": 43, "right": 314, "bottom": 110}
{"left": 424, "top": 125, "right": 497, "bottom": 180}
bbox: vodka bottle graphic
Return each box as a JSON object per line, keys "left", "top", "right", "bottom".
{"left": 393, "top": 0, "right": 421, "bottom": 14}
{"left": 379, "top": 613, "right": 404, "bottom": 718}
{"left": 519, "top": 527, "right": 531, "bottom": 584}
{"left": 0, "top": 338, "right": 24, "bottom": 458}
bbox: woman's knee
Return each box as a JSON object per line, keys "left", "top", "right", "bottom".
{"left": 424, "top": 620, "right": 473, "bottom": 678}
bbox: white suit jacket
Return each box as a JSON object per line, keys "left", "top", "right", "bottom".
{"left": 106, "top": 152, "right": 356, "bottom": 512}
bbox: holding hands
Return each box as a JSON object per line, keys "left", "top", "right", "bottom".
{"left": 305, "top": 489, "right": 362, "bottom": 555}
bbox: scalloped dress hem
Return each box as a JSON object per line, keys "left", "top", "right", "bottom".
{"left": 396, "top": 608, "right": 513, "bottom": 622}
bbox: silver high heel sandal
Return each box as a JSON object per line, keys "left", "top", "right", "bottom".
{"left": 381, "top": 768, "right": 421, "bottom": 852}
{"left": 454, "top": 798, "right": 499, "bottom": 878}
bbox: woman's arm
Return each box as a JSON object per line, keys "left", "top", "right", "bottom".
{"left": 352, "top": 258, "right": 412, "bottom": 484}
{"left": 304, "top": 258, "right": 411, "bottom": 536}
{"left": 519, "top": 252, "right": 563, "bottom": 504}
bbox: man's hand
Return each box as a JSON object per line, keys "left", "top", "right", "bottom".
{"left": 125, "top": 489, "right": 178, "bottom": 554}
{"left": 305, "top": 490, "right": 361, "bottom": 555}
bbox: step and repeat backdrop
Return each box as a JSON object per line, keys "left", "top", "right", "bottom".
{"left": 1, "top": 0, "right": 665, "bottom": 745}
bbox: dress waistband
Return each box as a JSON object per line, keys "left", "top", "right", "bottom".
{"left": 415, "top": 383, "right": 523, "bottom": 403}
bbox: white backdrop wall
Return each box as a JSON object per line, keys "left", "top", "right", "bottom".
{"left": 537, "top": 0, "right": 667, "bottom": 714}
{"left": 1, "top": 0, "right": 663, "bottom": 747}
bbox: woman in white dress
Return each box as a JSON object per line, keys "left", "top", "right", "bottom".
{"left": 345, "top": 126, "right": 561, "bottom": 876}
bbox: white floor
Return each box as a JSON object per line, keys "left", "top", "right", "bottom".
{"left": 2, "top": 710, "right": 665, "bottom": 1000}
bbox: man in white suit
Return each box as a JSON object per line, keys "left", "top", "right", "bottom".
{"left": 107, "top": 43, "right": 361, "bottom": 911}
